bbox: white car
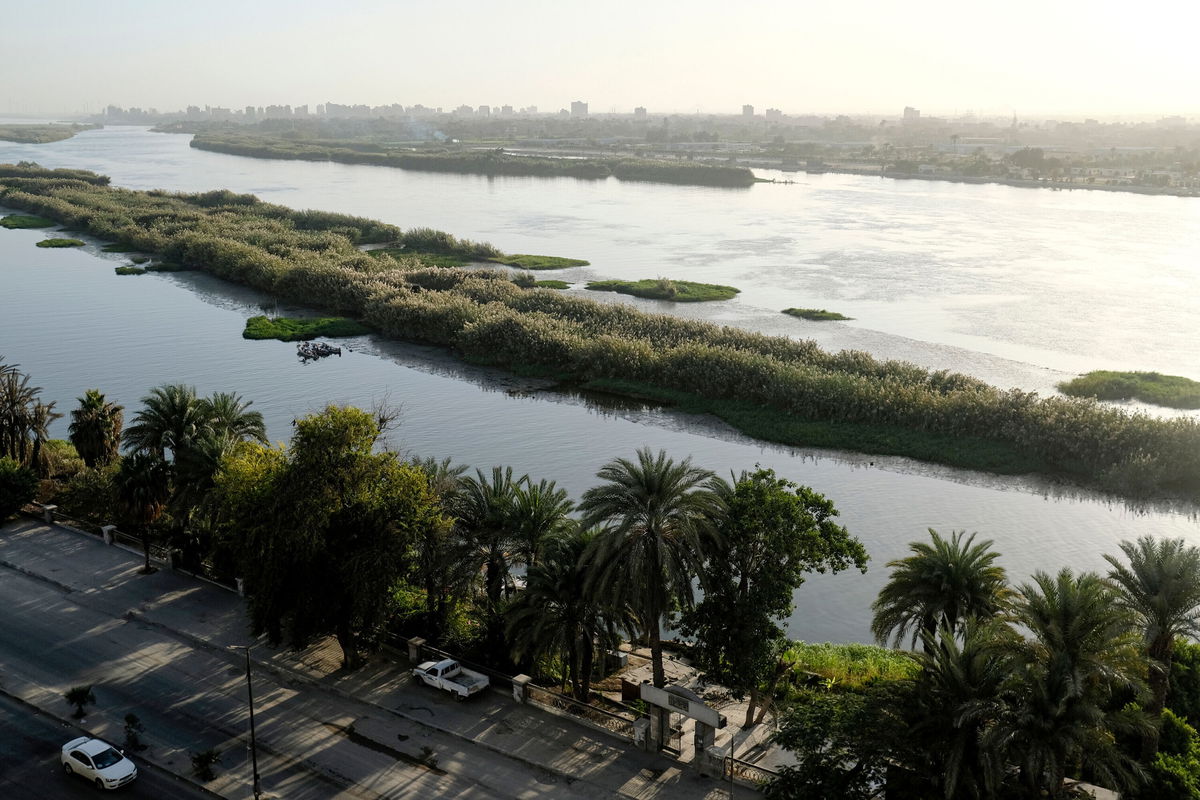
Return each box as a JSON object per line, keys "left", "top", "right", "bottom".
{"left": 61, "top": 736, "right": 138, "bottom": 790}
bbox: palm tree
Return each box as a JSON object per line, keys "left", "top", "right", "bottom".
{"left": 1105, "top": 535, "right": 1200, "bottom": 757}
{"left": 872, "top": 529, "right": 1012, "bottom": 649}
{"left": 911, "top": 621, "right": 1013, "bottom": 799}
{"left": 198, "top": 391, "right": 266, "bottom": 446}
{"left": 986, "top": 569, "right": 1149, "bottom": 799}
{"left": 457, "top": 466, "right": 524, "bottom": 654}
{"left": 123, "top": 383, "right": 207, "bottom": 462}
{"left": 509, "top": 478, "right": 574, "bottom": 567}
{"left": 579, "top": 447, "right": 722, "bottom": 688}
{"left": 507, "top": 528, "right": 638, "bottom": 700}
{"left": 115, "top": 452, "right": 170, "bottom": 573}
{"left": 68, "top": 389, "right": 124, "bottom": 468}
{"left": 0, "top": 360, "right": 60, "bottom": 472}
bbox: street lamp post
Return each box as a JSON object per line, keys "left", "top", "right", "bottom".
{"left": 232, "top": 645, "right": 262, "bottom": 800}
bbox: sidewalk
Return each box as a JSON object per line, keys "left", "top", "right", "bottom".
{"left": 0, "top": 517, "right": 758, "bottom": 798}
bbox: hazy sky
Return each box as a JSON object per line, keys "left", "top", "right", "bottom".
{"left": 4, "top": 0, "right": 1197, "bottom": 117}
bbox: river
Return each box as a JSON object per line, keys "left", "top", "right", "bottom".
{"left": 1, "top": 126, "right": 1197, "bottom": 643}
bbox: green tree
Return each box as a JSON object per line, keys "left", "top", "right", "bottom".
{"left": 509, "top": 478, "right": 574, "bottom": 568}
{"left": 231, "top": 406, "right": 441, "bottom": 667}
{"left": 115, "top": 452, "right": 170, "bottom": 573}
{"left": 67, "top": 389, "right": 123, "bottom": 469}
{"left": 680, "top": 467, "right": 867, "bottom": 726}
{"left": 987, "top": 569, "right": 1149, "bottom": 799}
{"left": 507, "top": 528, "right": 637, "bottom": 700}
{"left": 122, "top": 383, "right": 208, "bottom": 461}
{"left": 580, "top": 447, "right": 722, "bottom": 688}
{"left": 406, "top": 456, "right": 475, "bottom": 641}
{"left": 455, "top": 466, "right": 525, "bottom": 656}
{"left": 0, "top": 456, "right": 38, "bottom": 520}
{"left": 0, "top": 360, "right": 61, "bottom": 474}
{"left": 1106, "top": 536, "right": 1200, "bottom": 758}
{"left": 910, "top": 621, "right": 1015, "bottom": 799}
{"left": 766, "top": 683, "right": 912, "bottom": 800}
{"left": 872, "top": 529, "right": 1011, "bottom": 649}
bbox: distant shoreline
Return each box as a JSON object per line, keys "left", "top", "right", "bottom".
{"left": 792, "top": 165, "right": 1200, "bottom": 199}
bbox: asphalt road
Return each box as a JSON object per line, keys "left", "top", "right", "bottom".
{"left": 0, "top": 692, "right": 213, "bottom": 799}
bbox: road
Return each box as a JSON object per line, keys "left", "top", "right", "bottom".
{"left": 0, "top": 692, "right": 213, "bottom": 799}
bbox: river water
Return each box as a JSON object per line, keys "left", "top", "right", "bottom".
{"left": 1, "top": 126, "right": 1197, "bottom": 643}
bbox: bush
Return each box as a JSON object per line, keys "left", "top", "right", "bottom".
{"left": 0, "top": 457, "right": 37, "bottom": 520}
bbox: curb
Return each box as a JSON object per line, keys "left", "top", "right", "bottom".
{"left": 0, "top": 684, "right": 225, "bottom": 799}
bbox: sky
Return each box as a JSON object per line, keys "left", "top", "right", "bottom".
{"left": 3, "top": 0, "right": 1198, "bottom": 118}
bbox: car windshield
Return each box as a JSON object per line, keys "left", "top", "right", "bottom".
{"left": 92, "top": 747, "right": 123, "bottom": 769}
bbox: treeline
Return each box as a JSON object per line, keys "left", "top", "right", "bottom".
{"left": 188, "top": 132, "right": 759, "bottom": 188}
{"left": 2, "top": 165, "right": 1199, "bottom": 501}
{"left": 766, "top": 529, "right": 1200, "bottom": 799}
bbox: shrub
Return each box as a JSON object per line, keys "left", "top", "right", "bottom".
{"left": 0, "top": 457, "right": 37, "bottom": 520}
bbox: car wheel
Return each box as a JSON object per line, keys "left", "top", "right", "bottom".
{"left": 62, "top": 762, "right": 73, "bottom": 775}
{"left": 94, "top": 777, "right": 104, "bottom": 790}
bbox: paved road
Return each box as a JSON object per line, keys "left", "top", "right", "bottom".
{"left": 0, "top": 692, "right": 213, "bottom": 799}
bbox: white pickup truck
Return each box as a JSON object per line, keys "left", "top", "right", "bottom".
{"left": 411, "top": 658, "right": 490, "bottom": 700}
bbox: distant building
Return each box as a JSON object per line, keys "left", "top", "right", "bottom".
{"left": 765, "top": 108, "right": 782, "bottom": 120}
{"left": 1158, "top": 115, "right": 1187, "bottom": 129}
{"left": 455, "top": 104, "right": 474, "bottom": 115}
{"left": 478, "top": 105, "right": 490, "bottom": 116}
{"left": 742, "top": 104, "right": 754, "bottom": 117}
{"left": 634, "top": 106, "right": 647, "bottom": 117}
{"left": 570, "top": 100, "right": 588, "bottom": 117}
{"left": 501, "top": 105, "right": 514, "bottom": 115}
{"left": 244, "top": 105, "right": 256, "bottom": 119}
{"left": 903, "top": 106, "right": 920, "bottom": 123}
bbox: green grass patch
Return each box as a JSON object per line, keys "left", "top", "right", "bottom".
{"left": 580, "top": 378, "right": 1052, "bottom": 475}
{"left": 130, "top": 256, "right": 149, "bottom": 264}
{"left": 36, "top": 238, "right": 85, "bottom": 248}
{"left": 368, "top": 248, "right": 472, "bottom": 267}
{"left": 494, "top": 254, "right": 590, "bottom": 270}
{"left": 0, "top": 214, "right": 56, "bottom": 229}
{"left": 535, "top": 280, "right": 570, "bottom": 289}
{"left": 783, "top": 642, "right": 918, "bottom": 692}
{"left": 586, "top": 278, "right": 739, "bottom": 302}
{"left": 243, "top": 315, "right": 371, "bottom": 341}
{"left": 784, "top": 307, "right": 852, "bottom": 321}
{"left": 114, "top": 266, "right": 146, "bottom": 275}
{"left": 101, "top": 243, "right": 141, "bottom": 253}
{"left": 1059, "top": 371, "right": 1200, "bottom": 409}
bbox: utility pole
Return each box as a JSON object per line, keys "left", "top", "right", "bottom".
{"left": 232, "top": 645, "right": 262, "bottom": 799}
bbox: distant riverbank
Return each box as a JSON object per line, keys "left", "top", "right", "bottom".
{"left": 185, "top": 132, "right": 760, "bottom": 188}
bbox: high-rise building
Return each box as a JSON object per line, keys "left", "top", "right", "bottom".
{"left": 742, "top": 104, "right": 754, "bottom": 117}
{"left": 765, "top": 108, "right": 782, "bottom": 120}
{"left": 903, "top": 106, "right": 920, "bottom": 123}
{"left": 570, "top": 100, "right": 588, "bottom": 117}
{"left": 634, "top": 106, "right": 647, "bottom": 117}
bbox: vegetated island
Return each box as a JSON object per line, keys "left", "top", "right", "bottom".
{"left": 0, "top": 123, "right": 100, "bottom": 144}
{"left": 587, "top": 278, "right": 740, "bottom": 302}
{"left": 114, "top": 266, "right": 146, "bottom": 275}
{"left": 784, "top": 307, "right": 853, "bottom": 321}
{"left": 36, "top": 237, "right": 85, "bottom": 248}
{"left": 1, "top": 213, "right": 56, "bottom": 229}
{"left": 535, "top": 280, "right": 570, "bottom": 289}
{"left": 3, "top": 162, "right": 1198, "bottom": 501}
{"left": 186, "top": 132, "right": 759, "bottom": 188}
{"left": 243, "top": 315, "right": 371, "bottom": 341}
{"left": 367, "top": 247, "right": 589, "bottom": 270}
{"left": 1059, "top": 370, "right": 1200, "bottom": 410}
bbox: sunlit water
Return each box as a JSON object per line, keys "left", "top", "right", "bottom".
{"left": 1, "top": 127, "right": 1198, "bottom": 643}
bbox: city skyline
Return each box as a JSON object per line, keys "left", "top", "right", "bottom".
{"left": 2, "top": 0, "right": 1198, "bottom": 119}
